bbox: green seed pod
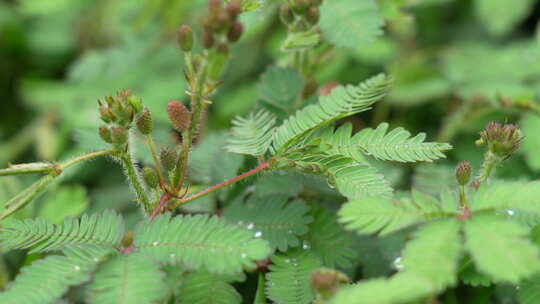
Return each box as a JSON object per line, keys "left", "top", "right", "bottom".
{"left": 280, "top": 5, "right": 295, "bottom": 25}
{"left": 227, "top": 22, "right": 243, "bottom": 42}
{"left": 455, "top": 161, "right": 472, "bottom": 186}
{"left": 111, "top": 127, "right": 128, "bottom": 145}
{"left": 142, "top": 166, "right": 159, "bottom": 188}
{"left": 177, "top": 25, "right": 194, "bottom": 52}
{"left": 226, "top": 0, "right": 241, "bottom": 20}
{"left": 160, "top": 146, "right": 177, "bottom": 172}
{"left": 202, "top": 27, "right": 215, "bottom": 49}
{"left": 167, "top": 100, "right": 191, "bottom": 132}
{"left": 305, "top": 6, "right": 320, "bottom": 25}
{"left": 98, "top": 126, "right": 113, "bottom": 144}
{"left": 136, "top": 108, "right": 153, "bottom": 135}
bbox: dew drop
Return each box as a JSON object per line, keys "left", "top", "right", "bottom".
{"left": 241, "top": 253, "right": 247, "bottom": 258}
{"left": 507, "top": 209, "right": 515, "bottom": 216}
{"left": 287, "top": 230, "right": 293, "bottom": 234}
{"left": 93, "top": 258, "right": 99, "bottom": 262}
{"left": 285, "top": 259, "right": 291, "bottom": 263}
{"left": 302, "top": 240, "right": 311, "bottom": 250}
{"left": 246, "top": 223, "right": 255, "bottom": 230}
{"left": 152, "top": 241, "right": 159, "bottom": 246}
{"left": 74, "top": 265, "right": 81, "bottom": 271}
{"left": 237, "top": 221, "right": 244, "bottom": 225}
{"left": 254, "top": 231, "right": 262, "bottom": 238}
{"left": 393, "top": 256, "right": 404, "bottom": 271}
{"left": 170, "top": 253, "right": 176, "bottom": 258}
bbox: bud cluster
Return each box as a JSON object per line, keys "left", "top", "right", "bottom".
{"left": 98, "top": 89, "right": 147, "bottom": 146}
{"left": 201, "top": 0, "right": 244, "bottom": 50}
{"left": 280, "top": 0, "right": 322, "bottom": 31}
{"left": 476, "top": 121, "right": 522, "bottom": 160}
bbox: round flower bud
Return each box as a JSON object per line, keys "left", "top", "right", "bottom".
{"left": 111, "top": 127, "right": 128, "bottom": 145}
{"left": 226, "top": 0, "right": 241, "bottom": 20}
{"left": 227, "top": 22, "right": 243, "bottom": 42}
{"left": 306, "top": 6, "right": 320, "bottom": 24}
{"left": 202, "top": 27, "right": 215, "bottom": 49}
{"left": 310, "top": 268, "right": 349, "bottom": 299}
{"left": 160, "top": 146, "right": 177, "bottom": 172}
{"left": 280, "top": 5, "right": 295, "bottom": 25}
{"left": 167, "top": 100, "right": 191, "bottom": 132}
{"left": 98, "top": 126, "right": 113, "bottom": 144}
{"left": 455, "top": 161, "right": 472, "bottom": 186}
{"left": 136, "top": 108, "right": 153, "bottom": 135}
{"left": 177, "top": 25, "right": 194, "bottom": 52}
{"left": 208, "top": 0, "right": 222, "bottom": 15}
{"left": 142, "top": 166, "right": 159, "bottom": 188}
{"left": 126, "top": 95, "right": 143, "bottom": 114}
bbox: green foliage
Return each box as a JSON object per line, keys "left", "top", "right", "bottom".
{"left": 134, "top": 213, "right": 271, "bottom": 274}
{"left": 87, "top": 254, "right": 166, "bottom": 304}
{"left": 223, "top": 195, "right": 313, "bottom": 252}
{"left": 352, "top": 123, "right": 452, "bottom": 162}
{"left": 475, "top": 0, "right": 535, "bottom": 37}
{"left": 258, "top": 66, "right": 304, "bottom": 117}
{"left": 0, "top": 210, "right": 124, "bottom": 253}
{"left": 179, "top": 272, "right": 242, "bottom": 304}
{"left": 518, "top": 273, "right": 540, "bottom": 304}
{"left": 521, "top": 114, "right": 540, "bottom": 171}
{"left": 272, "top": 74, "right": 393, "bottom": 153}
{"left": 464, "top": 215, "right": 540, "bottom": 283}
{"left": 266, "top": 250, "right": 323, "bottom": 304}
{"left": 338, "top": 191, "right": 450, "bottom": 236}
{"left": 227, "top": 110, "right": 276, "bottom": 157}
{"left": 38, "top": 185, "right": 89, "bottom": 224}
{"left": 319, "top": 0, "right": 384, "bottom": 49}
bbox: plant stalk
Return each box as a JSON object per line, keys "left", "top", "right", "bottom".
{"left": 121, "top": 153, "right": 151, "bottom": 213}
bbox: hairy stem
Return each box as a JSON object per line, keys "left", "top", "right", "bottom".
{"left": 149, "top": 192, "right": 171, "bottom": 220}
{"left": 173, "top": 162, "right": 270, "bottom": 208}
{"left": 61, "top": 150, "right": 116, "bottom": 170}
{"left": 0, "top": 174, "right": 56, "bottom": 220}
{"left": 121, "top": 153, "right": 151, "bottom": 213}
{"left": 472, "top": 151, "right": 498, "bottom": 188}
{"left": 144, "top": 136, "right": 166, "bottom": 186}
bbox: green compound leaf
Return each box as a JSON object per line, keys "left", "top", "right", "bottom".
{"left": 227, "top": 110, "right": 277, "bottom": 157}
{"left": 518, "top": 273, "right": 540, "bottom": 304}
{"left": 258, "top": 66, "right": 304, "bottom": 117}
{"left": 272, "top": 74, "right": 393, "bottom": 153}
{"left": 179, "top": 272, "right": 242, "bottom": 304}
{"left": 339, "top": 191, "right": 449, "bottom": 236}
{"left": 266, "top": 250, "right": 323, "bottom": 304}
{"left": 223, "top": 195, "right": 313, "bottom": 252}
{"left": 134, "top": 213, "right": 271, "bottom": 274}
{"left": 319, "top": 0, "right": 384, "bottom": 49}
{"left": 464, "top": 215, "right": 540, "bottom": 283}
{"left": 401, "top": 219, "right": 462, "bottom": 289}
{"left": 87, "top": 254, "right": 166, "bottom": 304}
{"left": 0, "top": 210, "right": 124, "bottom": 253}
{"left": 304, "top": 206, "right": 358, "bottom": 269}
{"left": 475, "top": 0, "right": 535, "bottom": 37}
{"left": 353, "top": 123, "right": 452, "bottom": 162}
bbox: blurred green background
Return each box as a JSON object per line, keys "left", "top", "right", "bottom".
{"left": 1, "top": 0, "right": 540, "bottom": 245}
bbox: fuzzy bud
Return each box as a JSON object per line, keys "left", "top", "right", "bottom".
{"left": 280, "top": 5, "right": 295, "bottom": 25}
{"left": 202, "top": 27, "right": 215, "bottom": 49}
{"left": 111, "top": 127, "right": 128, "bottom": 145}
{"left": 99, "top": 105, "right": 114, "bottom": 123}
{"left": 479, "top": 121, "right": 522, "bottom": 159}
{"left": 177, "top": 25, "right": 194, "bottom": 52}
{"left": 215, "top": 11, "right": 230, "bottom": 30}
{"left": 227, "top": 22, "right": 243, "bottom": 42}
{"left": 455, "top": 161, "right": 472, "bottom": 186}
{"left": 160, "top": 147, "right": 177, "bottom": 172}
{"left": 142, "top": 166, "right": 159, "bottom": 188}
{"left": 126, "top": 95, "right": 143, "bottom": 114}
{"left": 226, "top": 0, "right": 241, "bottom": 20}
{"left": 208, "top": 0, "right": 222, "bottom": 15}
{"left": 136, "top": 108, "right": 153, "bottom": 135}
{"left": 293, "top": 0, "right": 309, "bottom": 14}
{"left": 167, "top": 100, "right": 191, "bottom": 132}
{"left": 98, "top": 126, "right": 113, "bottom": 144}
{"left": 310, "top": 268, "right": 349, "bottom": 300}
{"left": 305, "top": 6, "right": 320, "bottom": 24}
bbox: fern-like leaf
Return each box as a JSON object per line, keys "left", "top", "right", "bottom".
{"left": 179, "top": 272, "right": 242, "bottom": 304}
{"left": 134, "top": 213, "right": 271, "bottom": 274}
{"left": 518, "top": 273, "right": 540, "bottom": 304}
{"left": 0, "top": 254, "right": 100, "bottom": 304}
{"left": 272, "top": 74, "right": 393, "bottom": 153}
{"left": 87, "top": 254, "right": 166, "bottom": 304}
{"left": 464, "top": 214, "right": 540, "bottom": 283}
{"left": 401, "top": 219, "right": 462, "bottom": 289}
{"left": 353, "top": 123, "right": 452, "bottom": 162}
{"left": 472, "top": 181, "right": 540, "bottom": 215}
{"left": 223, "top": 195, "right": 313, "bottom": 252}
{"left": 339, "top": 191, "right": 451, "bottom": 236}
{"left": 304, "top": 206, "right": 358, "bottom": 268}
{"left": 0, "top": 210, "right": 124, "bottom": 253}
{"left": 227, "top": 110, "right": 277, "bottom": 156}
{"left": 280, "top": 152, "right": 392, "bottom": 199}
{"left": 266, "top": 250, "right": 323, "bottom": 304}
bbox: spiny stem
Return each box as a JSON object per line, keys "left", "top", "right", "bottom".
{"left": 144, "top": 136, "right": 165, "bottom": 186}
{"left": 61, "top": 150, "right": 116, "bottom": 170}
{"left": 0, "top": 174, "right": 56, "bottom": 220}
{"left": 472, "top": 151, "right": 498, "bottom": 189}
{"left": 173, "top": 161, "right": 270, "bottom": 208}
{"left": 121, "top": 153, "right": 151, "bottom": 213}
{"left": 149, "top": 192, "right": 170, "bottom": 220}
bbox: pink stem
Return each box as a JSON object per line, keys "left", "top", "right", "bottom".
{"left": 150, "top": 193, "right": 171, "bottom": 220}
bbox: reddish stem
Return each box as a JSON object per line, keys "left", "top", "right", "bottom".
{"left": 120, "top": 244, "right": 135, "bottom": 255}
{"left": 150, "top": 193, "right": 171, "bottom": 220}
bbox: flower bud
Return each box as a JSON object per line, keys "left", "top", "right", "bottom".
{"left": 202, "top": 27, "right": 215, "bottom": 49}
{"left": 310, "top": 268, "right": 349, "bottom": 300}
{"left": 208, "top": 0, "right": 222, "bottom": 15}
{"left": 293, "top": 0, "right": 309, "bottom": 14}
{"left": 226, "top": 0, "right": 241, "bottom": 20}
{"left": 227, "top": 22, "right": 243, "bottom": 42}
{"left": 99, "top": 126, "right": 113, "bottom": 144}
{"left": 280, "top": 5, "right": 295, "bottom": 25}
{"left": 305, "top": 6, "right": 320, "bottom": 24}
{"left": 177, "top": 25, "right": 194, "bottom": 52}
{"left": 214, "top": 11, "right": 231, "bottom": 30}
{"left": 142, "top": 166, "right": 159, "bottom": 188}
{"left": 99, "top": 104, "right": 114, "bottom": 123}
{"left": 167, "top": 100, "right": 191, "bottom": 132}
{"left": 111, "top": 127, "right": 128, "bottom": 145}
{"left": 136, "top": 108, "right": 153, "bottom": 135}
{"left": 479, "top": 121, "right": 522, "bottom": 159}
{"left": 455, "top": 161, "right": 472, "bottom": 186}
{"left": 160, "top": 146, "right": 177, "bottom": 172}
{"left": 126, "top": 95, "right": 143, "bottom": 114}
